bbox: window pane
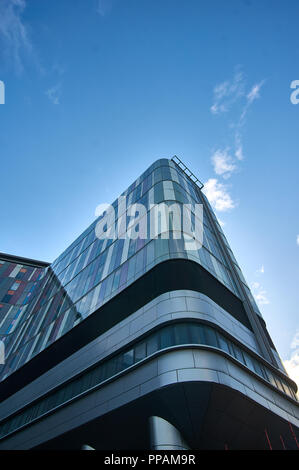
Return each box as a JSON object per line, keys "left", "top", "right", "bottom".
{"left": 231, "top": 343, "right": 245, "bottom": 364}
{"left": 189, "top": 324, "right": 206, "bottom": 344}
{"left": 252, "top": 359, "right": 267, "bottom": 379}
{"left": 122, "top": 349, "right": 134, "bottom": 368}
{"left": 217, "top": 333, "right": 231, "bottom": 354}
{"left": 160, "top": 326, "right": 174, "bottom": 348}
{"left": 134, "top": 342, "right": 146, "bottom": 362}
{"left": 174, "top": 324, "right": 190, "bottom": 345}
{"left": 205, "top": 326, "right": 218, "bottom": 347}
{"left": 243, "top": 352, "right": 255, "bottom": 372}
{"left": 92, "top": 365, "right": 106, "bottom": 385}
{"left": 106, "top": 358, "right": 118, "bottom": 377}
{"left": 282, "top": 381, "right": 293, "bottom": 398}
{"left": 147, "top": 334, "right": 159, "bottom": 355}
{"left": 274, "top": 375, "right": 285, "bottom": 393}
{"left": 265, "top": 368, "right": 277, "bottom": 388}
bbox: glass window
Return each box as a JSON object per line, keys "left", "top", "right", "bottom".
{"left": 103, "top": 271, "right": 114, "bottom": 298}
{"left": 7, "top": 416, "right": 18, "bottom": 434}
{"left": 90, "top": 366, "right": 105, "bottom": 386}
{"left": 146, "top": 334, "right": 159, "bottom": 355}
{"left": 217, "top": 333, "right": 231, "bottom": 354}
{"left": 146, "top": 240, "right": 155, "bottom": 266}
{"left": 122, "top": 349, "right": 134, "bottom": 368}
{"left": 205, "top": 326, "right": 218, "bottom": 348}
{"left": 0, "top": 421, "right": 11, "bottom": 437}
{"left": 281, "top": 381, "right": 293, "bottom": 398}
{"left": 127, "top": 256, "right": 136, "bottom": 281}
{"left": 154, "top": 181, "right": 164, "bottom": 203}
{"left": 231, "top": 343, "right": 245, "bottom": 364}
{"left": 252, "top": 358, "right": 267, "bottom": 380}
{"left": 135, "top": 250, "right": 144, "bottom": 275}
{"left": 49, "top": 391, "right": 60, "bottom": 409}
{"left": 189, "top": 324, "right": 205, "bottom": 344}
{"left": 265, "top": 368, "right": 277, "bottom": 388}
{"left": 112, "top": 268, "right": 121, "bottom": 292}
{"left": 106, "top": 358, "right": 118, "bottom": 377}
{"left": 155, "top": 238, "right": 169, "bottom": 259}
{"left": 243, "top": 351, "right": 256, "bottom": 373}
{"left": 29, "top": 404, "right": 40, "bottom": 421}
{"left": 274, "top": 376, "right": 285, "bottom": 393}
{"left": 134, "top": 342, "right": 146, "bottom": 362}
{"left": 160, "top": 326, "right": 174, "bottom": 349}
{"left": 174, "top": 324, "right": 190, "bottom": 345}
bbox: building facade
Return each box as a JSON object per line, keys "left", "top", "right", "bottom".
{"left": 0, "top": 157, "right": 298, "bottom": 450}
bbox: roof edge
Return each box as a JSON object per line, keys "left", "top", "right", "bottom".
{"left": 0, "top": 252, "right": 50, "bottom": 268}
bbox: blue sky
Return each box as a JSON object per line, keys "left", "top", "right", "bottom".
{"left": 0, "top": 0, "right": 298, "bottom": 386}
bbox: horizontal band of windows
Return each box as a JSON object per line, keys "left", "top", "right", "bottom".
{"left": 0, "top": 320, "right": 297, "bottom": 442}
{"left": 0, "top": 258, "right": 250, "bottom": 398}
{"left": 0, "top": 258, "right": 251, "bottom": 396}
{"left": 1, "top": 238, "right": 240, "bottom": 373}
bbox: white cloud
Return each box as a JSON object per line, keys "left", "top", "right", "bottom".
{"left": 256, "top": 265, "right": 265, "bottom": 274}
{"left": 211, "top": 71, "right": 265, "bottom": 170}
{"left": 234, "top": 132, "right": 244, "bottom": 161}
{"left": 0, "top": 0, "right": 32, "bottom": 74}
{"left": 235, "top": 144, "right": 244, "bottom": 161}
{"left": 247, "top": 81, "right": 264, "bottom": 104}
{"left": 45, "top": 84, "right": 61, "bottom": 105}
{"left": 296, "top": 234, "right": 299, "bottom": 246}
{"left": 283, "top": 330, "right": 299, "bottom": 394}
{"left": 210, "top": 69, "right": 245, "bottom": 115}
{"left": 251, "top": 281, "right": 269, "bottom": 306}
{"left": 211, "top": 149, "right": 237, "bottom": 179}
{"left": 283, "top": 352, "right": 299, "bottom": 395}
{"left": 239, "top": 80, "right": 265, "bottom": 124}
{"left": 290, "top": 330, "right": 299, "bottom": 350}
{"left": 255, "top": 289, "right": 270, "bottom": 305}
{"left": 203, "top": 178, "right": 235, "bottom": 212}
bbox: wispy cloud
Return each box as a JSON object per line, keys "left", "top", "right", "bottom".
{"left": 45, "top": 64, "right": 65, "bottom": 104}
{"left": 234, "top": 131, "right": 244, "bottom": 161}
{"left": 283, "top": 330, "right": 299, "bottom": 395}
{"left": 96, "top": 0, "right": 114, "bottom": 16}
{"left": 256, "top": 265, "right": 265, "bottom": 274}
{"left": 239, "top": 80, "right": 265, "bottom": 124}
{"left": 0, "top": 0, "right": 32, "bottom": 74}
{"left": 203, "top": 178, "right": 235, "bottom": 212}
{"left": 290, "top": 330, "right": 299, "bottom": 350}
{"left": 207, "top": 67, "right": 265, "bottom": 220}
{"left": 210, "top": 68, "right": 265, "bottom": 166}
{"left": 210, "top": 69, "right": 245, "bottom": 115}
{"left": 211, "top": 148, "right": 237, "bottom": 179}
{"left": 297, "top": 234, "right": 299, "bottom": 246}
{"left": 45, "top": 84, "right": 61, "bottom": 105}
{"left": 251, "top": 281, "right": 270, "bottom": 306}
{"left": 247, "top": 81, "right": 264, "bottom": 104}
{"left": 283, "top": 352, "right": 299, "bottom": 395}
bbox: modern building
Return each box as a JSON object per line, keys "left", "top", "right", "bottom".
{"left": 0, "top": 157, "right": 298, "bottom": 450}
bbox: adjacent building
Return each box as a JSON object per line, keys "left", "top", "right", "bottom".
{"left": 0, "top": 157, "right": 298, "bottom": 450}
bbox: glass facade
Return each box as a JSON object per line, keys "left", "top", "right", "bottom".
{"left": 0, "top": 259, "right": 47, "bottom": 338}
{"left": 0, "top": 159, "right": 286, "bottom": 391}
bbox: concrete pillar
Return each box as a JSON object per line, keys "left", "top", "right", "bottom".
{"left": 149, "top": 416, "right": 190, "bottom": 450}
